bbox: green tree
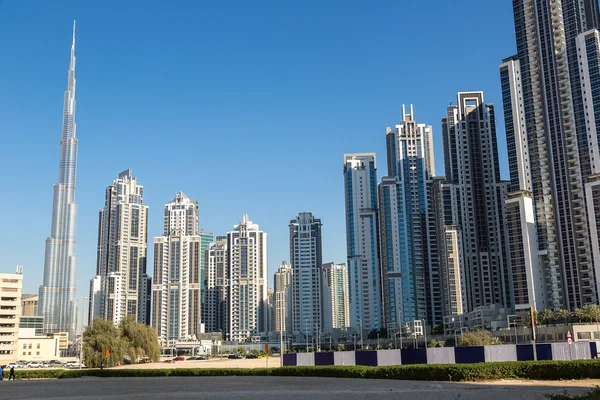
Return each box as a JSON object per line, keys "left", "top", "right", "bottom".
{"left": 119, "top": 316, "right": 160, "bottom": 363}
{"left": 457, "top": 330, "right": 502, "bottom": 347}
{"left": 251, "top": 348, "right": 260, "bottom": 356}
{"left": 431, "top": 324, "right": 444, "bottom": 335}
{"left": 335, "top": 344, "right": 345, "bottom": 352}
{"left": 83, "top": 319, "right": 126, "bottom": 368}
{"left": 235, "top": 346, "right": 247, "bottom": 354}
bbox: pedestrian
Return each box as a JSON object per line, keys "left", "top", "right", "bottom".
{"left": 9, "top": 366, "right": 15, "bottom": 380}
{"left": 0, "top": 364, "right": 4, "bottom": 381}
{"left": 100, "top": 363, "right": 104, "bottom": 370}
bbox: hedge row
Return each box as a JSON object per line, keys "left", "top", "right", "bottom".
{"left": 13, "top": 359, "right": 600, "bottom": 382}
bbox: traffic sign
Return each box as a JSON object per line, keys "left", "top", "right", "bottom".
{"left": 567, "top": 330, "right": 572, "bottom": 345}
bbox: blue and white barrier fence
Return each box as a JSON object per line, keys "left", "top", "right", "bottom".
{"left": 282, "top": 342, "right": 598, "bottom": 366}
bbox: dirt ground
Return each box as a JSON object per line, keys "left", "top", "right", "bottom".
{"left": 113, "top": 356, "right": 282, "bottom": 369}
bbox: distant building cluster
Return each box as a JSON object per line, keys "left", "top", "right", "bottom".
{"left": 4, "top": 1, "right": 600, "bottom": 364}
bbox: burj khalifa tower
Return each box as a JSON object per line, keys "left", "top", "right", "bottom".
{"left": 38, "top": 22, "right": 79, "bottom": 336}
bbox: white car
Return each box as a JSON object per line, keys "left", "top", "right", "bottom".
{"left": 64, "top": 362, "right": 85, "bottom": 368}
{"left": 6, "top": 363, "right": 20, "bottom": 369}
{"left": 26, "top": 362, "right": 41, "bottom": 368}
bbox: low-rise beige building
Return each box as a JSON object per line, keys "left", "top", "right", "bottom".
{"left": 21, "top": 294, "right": 38, "bottom": 317}
{"left": 17, "top": 328, "right": 60, "bottom": 361}
{"left": 0, "top": 272, "right": 23, "bottom": 364}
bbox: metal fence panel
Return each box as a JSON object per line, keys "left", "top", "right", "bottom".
{"left": 296, "top": 352, "right": 315, "bottom": 366}
{"left": 426, "top": 347, "right": 455, "bottom": 364}
{"left": 333, "top": 351, "right": 355, "bottom": 366}
{"left": 484, "top": 345, "right": 517, "bottom": 362}
{"left": 283, "top": 353, "right": 297, "bottom": 366}
{"left": 314, "top": 352, "right": 334, "bottom": 366}
{"left": 377, "top": 349, "right": 402, "bottom": 366}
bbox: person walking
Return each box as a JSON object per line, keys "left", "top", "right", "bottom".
{"left": 0, "top": 365, "right": 4, "bottom": 381}
{"left": 8, "top": 366, "right": 15, "bottom": 380}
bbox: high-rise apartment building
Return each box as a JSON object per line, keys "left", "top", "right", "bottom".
{"left": 203, "top": 236, "right": 227, "bottom": 333}
{"left": 432, "top": 178, "right": 465, "bottom": 317}
{"left": 379, "top": 106, "right": 441, "bottom": 330}
{"left": 502, "top": 1, "right": 600, "bottom": 310}
{"left": 38, "top": 23, "right": 79, "bottom": 336}
{"left": 93, "top": 169, "right": 150, "bottom": 325}
{"left": 343, "top": 154, "right": 383, "bottom": 331}
{"left": 227, "top": 215, "right": 268, "bottom": 341}
{"left": 289, "top": 212, "right": 323, "bottom": 336}
{"left": 152, "top": 192, "right": 203, "bottom": 345}
{"left": 321, "top": 262, "right": 350, "bottom": 331}
{"left": 274, "top": 262, "right": 292, "bottom": 333}
{"left": 441, "top": 92, "right": 511, "bottom": 313}
{"left": 0, "top": 271, "right": 23, "bottom": 364}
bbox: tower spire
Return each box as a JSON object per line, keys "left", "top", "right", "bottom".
{"left": 72, "top": 20, "right": 76, "bottom": 48}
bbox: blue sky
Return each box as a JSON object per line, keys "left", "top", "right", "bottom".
{"left": 0, "top": 0, "right": 516, "bottom": 298}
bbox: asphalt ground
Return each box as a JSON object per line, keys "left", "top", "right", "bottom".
{"left": 0, "top": 376, "right": 593, "bottom": 400}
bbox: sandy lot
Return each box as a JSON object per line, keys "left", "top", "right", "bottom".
{"left": 113, "top": 356, "right": 281, "bottom": 369}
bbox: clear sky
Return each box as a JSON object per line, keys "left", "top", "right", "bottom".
{"left": 0, "top": 0, "right": 516, "bottom": 299}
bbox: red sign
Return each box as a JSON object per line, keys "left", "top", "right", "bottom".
{"left": 567, "top": 330, "right": 572, "bottom": 345}
{"left": 265, "top": 344, "right": 269, "bottom": 353}
{"left": 106, "top": 349, "right": 110, "bottom": 358}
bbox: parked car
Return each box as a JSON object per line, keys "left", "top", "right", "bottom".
{"left": 27, "top": 362, "right": 41, "bottom": 368}
{"left": 64, "top": 362, "right": 85, "bottom": 368}
{"left": 48, "top": 360, "right": 62, "bottom": 367}
{"left": 228, "top": 354, "right": 243, "bottom": 359}
{"left": 40, "top": 361, "right": 50, "bottom": 368}
{"left": 172, "top": 356, "right": 185, "bottom": 361}
{"left": 140, "top": 357, "right": 152, "bottom": 364}
{"left": 196, "top": 356, "right": 209, "bottom": 360}
{"left": 245, "top": 354, "right": 258, "bottom": 359}
{"left": 186, "top": 356, "right": 197, "bottom": 361}
{"left": 6, "top": 363, "right": 20, "bottom": 369}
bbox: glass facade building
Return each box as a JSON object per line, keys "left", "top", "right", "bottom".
{"left": 38, "top": 24, "right": 79, "bottom": 336}
{"left": 343, "top": 154, "right": 383, "bottom": 331}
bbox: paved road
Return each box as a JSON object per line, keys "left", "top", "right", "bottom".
{"left": 0, "top": 376, "right": 591, "bottom": 399}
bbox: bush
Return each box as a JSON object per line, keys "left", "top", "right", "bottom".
{"left": 13, "top": 359, "right": 600, "bottom": 382}
{"left": 458, "top": 330, "right": 502, "bottom": 347}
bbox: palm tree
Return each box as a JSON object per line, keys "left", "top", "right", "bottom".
{"left": 541, "top": 309, "right": 555, "bottom": 325}
{"left": 555, "top": 309, "right": 571, "bottom": 324}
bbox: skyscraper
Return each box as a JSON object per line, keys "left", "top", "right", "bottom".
{"left": 321, "top": 262, "right": 350, "bottom": 331}
{"left": 343, "top": 154, "right": 383, "bottom": 331}
{"left": 38, "top": 23, "right": 79, "bottom": 336}
{"left": 151, "top": 192, "right": 203, "bottom": 345}
{"left": 289, "top": 212, "right": 323, "bottom": 336}
{"left": 274, "top": 262, "right": 292, "bottom": 333}
{"left": 442, "top": 92, "right": 511, "bottom": 313}
{"left": 93, "top": 169, "right": 150, "bottom": 325}
{"left": 432, "top": 178, "right": 465, "bottom": 318}
{"left": 502, "top": 1, "right": 600, "bottom": 310}
{"left": 203, "top": 236, "right": 227, "bottom": 333}
{"left": 378, "top": 106, "right": 441, "bottom": 330}
{"left": 227, "top": 215, "right": 268, "bottom": 341}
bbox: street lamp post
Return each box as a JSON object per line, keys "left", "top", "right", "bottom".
{"left": 508, "top": 315, "right": 517, "bottom": 344}
{"left": 79, "top": 296, "right": 88, "bottom": 370}
{"left": 358, "top": 318, "right": 363, "bottom": 350}
{"left": 305, "top": 319, "right": 309, "bottom": 352}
